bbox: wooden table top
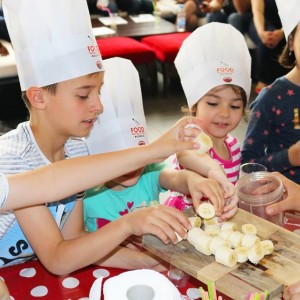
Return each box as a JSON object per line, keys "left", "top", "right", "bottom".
{"left": 143, "top": 208, "right": 300, "bottom": 299}
{"left": 91, "top": 15, "right": 177, "bottom": 39}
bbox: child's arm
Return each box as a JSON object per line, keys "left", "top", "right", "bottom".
{"left": 15, "top": 203, "right": 191, "bottom": 275}
{"left": 176, "top": 150, "right": 236, "bottom": 198}
{"left": 160, "top": 168, "right": 225, "bottom": 216}
{"left": 0, "top": 279, "right": 10, "bottom": 300}
{"left": 3, "top": 116, "right": 202, "bottom": 212}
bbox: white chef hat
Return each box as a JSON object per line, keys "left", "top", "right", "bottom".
{"left": 3, "top": 0, "right": 103, "bottom": 91}
{"left": 85, "top": 57, "right": 149, "bottom": 154}
{"left": 276, "top": 0, "right": 300, "bottom": 40}
{"left": 175, "top": 22, "right": 252, "bottom": 109}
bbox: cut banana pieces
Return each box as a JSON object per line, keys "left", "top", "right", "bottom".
{"left": 197, "top": 202, "right": 215, "bottom": 219}
{"left": 242, "top": 224, "right": 257, "bottom": 235}
{"left": 242, "top": 234, "right": 260, "bottom": 249}
{"left": 188, "top": 216, "right": 202, "bottom": 228}
{"left": 186, "top": 214, "right": 272, "bottom": 267}
{"left": 221, "top": 221, "right": 237, "bottom": 231}
{"left": 215, "top": 246, "right": 237, "bottom": 268}
{"left": 204, "top": 224, "right": 221, "bottom": 237}
{"left": 260, "top": 240, "right": 274, "bottom": 255}
{"left": 195, "top": 131, "right": 213, "bottom": 154}
{"left": 235, "top": 247, "right": 248, "bottom": 263}
{"left": 248, "top": 243, "right": 264, "bottom": 264}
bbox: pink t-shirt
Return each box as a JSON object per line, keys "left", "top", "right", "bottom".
{"left": 164, "top": 134, "right": 241, "bottom": 211}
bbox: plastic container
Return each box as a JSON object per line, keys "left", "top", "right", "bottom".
{"left": 176, "top": 4, "right": 186, "bottom": 32}
{"left": 236, "top": 171, "right": 284, "bottom": 226}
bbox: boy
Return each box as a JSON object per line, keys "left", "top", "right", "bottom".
{"left": 0, "top": 0, "right": 202, "bottom": 274}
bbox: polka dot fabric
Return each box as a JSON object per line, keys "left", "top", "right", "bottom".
{"left": 0, "top": 259, "right": 205, "bottom": 299}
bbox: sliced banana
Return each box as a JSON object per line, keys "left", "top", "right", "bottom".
{"left": 242, "top": 234, "right": 260, "bottom": 249}
{"left": 228, "top": 231, "right": 244, "bottom": 249}
{"left": 210, "top": 236, "right": 231, "bottom": 255}
{"left": 197, "top": 202, "right": 215, "bottom": 219}
{"left": 221, "top": 221, "right": 237, "bottom": 231}
{"left": 248, "top": 243, "right": 264, "bottom": 264}
{"left": 194, "top": 131, "right": 213, "bottom": 154}
{"left": 203, "top": 217, "right": 219, "bottom": 226}
{"left": 188, "top": 216, "right": 202, "bottom": 228}
{"left": 204, "top": 224, "right": 221, "bottom": 237}
{"left": 260, "top": 240, "right": 274, "bottom": 255}
{"left": 215, "top": 246, "right": 237, "bottom": 268}
{"left": 218, "top": 229, "right": 234, "bottom": 241}
{"left": 187, "top": 227, "right": 207, "bottom": 247}
{"left": 194, "top": 234, "right": 213, "bottom": 256}
{"left": 241, "top": 224, "right": 257, "bottom": 235}
{"left": 235, "top": 247, "right": 249, "bottom": 263}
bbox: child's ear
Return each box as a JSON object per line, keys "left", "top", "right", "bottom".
{"left": 26, "top": 87, "right": 46, "bottom": 109}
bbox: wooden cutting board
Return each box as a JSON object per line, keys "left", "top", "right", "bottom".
{"left": 142, "top": 208, "right": 300, "bottom": 299}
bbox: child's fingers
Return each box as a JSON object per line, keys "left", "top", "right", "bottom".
{"left": 219, "top": 206, "right": 238, "bottom": 221}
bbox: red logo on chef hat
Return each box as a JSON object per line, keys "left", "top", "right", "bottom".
{"left": 96, "top": 60, "right": 103, "bottom": 69}
{"left": 138, "top": 141, "right": 146, "bottom": 146}
{"left": 223, "top": 77, "right": 232, "bottom": 83}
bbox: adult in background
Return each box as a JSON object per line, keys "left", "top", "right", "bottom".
{"left": 0, "top": 7, "right": 9, "bottom": 56}
{"left": 249, "top": 0, "right": 288, "bottom": 93}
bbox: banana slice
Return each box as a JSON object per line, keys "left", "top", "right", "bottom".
{"left": 187, "top": 227, "right": 206, "bottom": 247}
{"left": 221, "top": 221, "right": 237, "bottom": 231}
{"left": 228, "top": 231, "right": 244, "bottom": 249}
{"left": 194, "top": 234, "right": 213, "bottom": 256}
{"left": 248, "top": 243, "right": 264, "bottom": 264}
{"left": 241, "top": 224, "right": 257, "bottom": 235}
{"left": 203, "top": 217, "right": 219, "bottom": 226}
{"left": 218, "top": 229, "right": 234, "bottom": 241}
{"left": 195, "top": 131, "right": 213, "bottom": 154}
{"left": 204, "top": 224, "right": 221, "bottom": 237}
{"left": 235, "top": 246, "right": 248, "bottom": 263}
{"left": 188, "top": 216, "right": 202, "bottom": 228}
{"left": 260, "top": 240, "right": 274, "bottom": 255}
{"left": 210, "top": 236, "right": 231, "bottom": 255}
{"left": 197, "top": 202, "right": 215, "bottom": 219}
{"left": 242, "top": 234, "right": 260, "bottom": 249}
{"left": 215, "top": 246, "right": 237, "bottom": 268}
{"left": 175, "top": 230, "right": 187, "bottom": 243}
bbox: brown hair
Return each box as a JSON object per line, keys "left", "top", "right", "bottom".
{"left": 279, "top": 27, "right": 297, "bottom": 68}
{"left": 181, "top": 84, "right": 247, "bottom": 117}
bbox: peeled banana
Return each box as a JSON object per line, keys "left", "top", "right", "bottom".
{"left": 260, "top": 240, "right": 274, "bottom": 255}
{"left": 204, "top": 224, "right": 221, "bottom": 237}
{"left": 195, "top": 131, "right": 213, "bottom": 154}
{"left": 221, "top": 221, "right": 237, "bottom": 231}
{"left": 197, "top": 202, "right": 216, "bottom": 219}
{"left": 242, "top": 224, "right": 257, "bottom": 235}
{"left": 248, "top": 243, "right": 264, "bottom": 264}
{"left": 215, "top": 246, "right": 237, "bottom": 268}
{"left": 188, "top": 216, "right": 202, "bottom": 228}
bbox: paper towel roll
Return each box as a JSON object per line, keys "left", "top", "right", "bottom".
{"left": 103, "top": 269, "right": 181, "bottom": 300}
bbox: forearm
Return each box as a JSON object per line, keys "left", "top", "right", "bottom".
{"left": 5, "top": 146, "right": 157, "bottom": 211}
{"left": 251, "top": 0, "right": 265, "bottom": 35}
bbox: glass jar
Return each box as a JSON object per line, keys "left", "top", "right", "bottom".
{"left": 236, "top": 171, "right": 284, "bottom": 226}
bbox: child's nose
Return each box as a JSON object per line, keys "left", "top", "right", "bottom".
{"left": 90, "top": 94, "right": 103, "bottom": 115}
{"left": 219, "top": 106, "right": 230, "bottom": 117}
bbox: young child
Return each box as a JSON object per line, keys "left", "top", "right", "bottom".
{"left": 241, "top": 0, "right": 300, "bottom": 185}
{"left": 84, "top": 57, "right": 226, "bottom": 235}
{"left": 165, "top": 23, "right": 252, "bottom": 220}
{"left": 0, "top": 0, "right": 204, "bottom": 275}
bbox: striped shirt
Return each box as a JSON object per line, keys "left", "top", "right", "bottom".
{"left": 0, "top": 122, "right": 89, "bottom": 267}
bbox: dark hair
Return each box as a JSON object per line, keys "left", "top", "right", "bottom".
{"left": 182, "top": 84, "right": 247, "bottom": 116}
{"left": 279, "top": 27, "right": 297, "bottom": 68}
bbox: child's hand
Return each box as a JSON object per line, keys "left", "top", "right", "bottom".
{"left": 122, "top": 205, "right": 192, "bottom": 244}
{"left": 187, "top": 174, "right": 225, "bottom": 217}
{"left": 0, "top": 280, "right": 10, "bottom": 300}
{"left": 283, "top": 280, "right": 300, "bottom": 300}
{"left": 149, "top": 116, "right": 202, "bottom": 162}
{"left": 219, "top": 193, "right": 239, "bottom": 221}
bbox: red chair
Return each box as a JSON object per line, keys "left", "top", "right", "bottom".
{"left": 141, "top": 32, "right": 191, "bottom": 97}
{"left": 96, "top": 36, "right": 157, "bottom": 93}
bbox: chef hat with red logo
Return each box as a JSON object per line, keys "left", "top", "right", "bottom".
{"left": 3, "top": 0, "right": 103, "bottom": 91}
{"left": 85, "top": 57, "right": 149, "bottom": 154}
{"left": 175, "top": 22, "right": 252, "bottom": 109}
{"left": 276, "top": 0, "right": 300, "bottom": 40}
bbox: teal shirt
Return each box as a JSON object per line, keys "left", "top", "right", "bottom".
{"left": 84, "top": 163, "right": 166, "bottom": 232}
